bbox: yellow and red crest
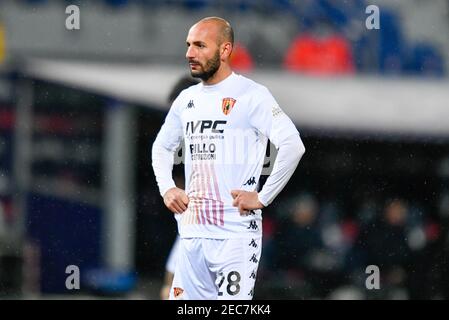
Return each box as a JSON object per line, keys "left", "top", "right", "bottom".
{"left": 173, "top": 287, "right": 184, "bottom": 298}
{"left": 222, "top": 97, "right": 236, "bottom": 115}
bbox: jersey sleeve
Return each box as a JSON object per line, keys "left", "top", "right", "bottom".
{"left": 154, "top": 96, "right": 184, "bottom": 152}
{"left": 248, "top": 86, "right": 299, "bottom": 148}
{"left": 248, "top": 85, "right": 305, "bottom": 207}
{"left": 152, "top": 96, "right": 184, "bottom": 196}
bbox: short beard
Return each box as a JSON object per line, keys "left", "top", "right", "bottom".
{"left": 191, "top": 50, "right": 221, "bottom": 82}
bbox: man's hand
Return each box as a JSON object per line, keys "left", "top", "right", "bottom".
{"left": 163, "top": 187, "right": 189, "bottom": 214}
{"left": 231, "top": 190, "right": 264, "bottom": 215}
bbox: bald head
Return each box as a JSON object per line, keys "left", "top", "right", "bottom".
{"left": 186, "top": 16, "right": 234, "bottom": 83}
{"left": 193, "top": 17, "right": 234, "bottom": 47}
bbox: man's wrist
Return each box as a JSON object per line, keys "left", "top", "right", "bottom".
{"left": 161, "top": 184, "right": 177, "bottom": 198}
{"left": 257, "top": 193, "right": 268, "bottom": 208}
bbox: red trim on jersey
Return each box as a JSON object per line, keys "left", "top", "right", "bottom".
{"left": 210, "top": 162, "right": 224, "bottom": 226}
{"left": 200, "top": 161, "right": 210, "bottom": 225}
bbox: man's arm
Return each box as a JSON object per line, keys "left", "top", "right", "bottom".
{"left": 151, "top": 142, "right": 177, "bottom": 197}
{"left": 231, "top": 86, "right": 305, "bottom": 213}
{"left": 258, "top": 133, "right": 305, "bottom": 207}
{"left": 231, "top": 133, "right": 305, "bottom": 213}
{"left": 151, "top": 98, "right": 189, "bottom": 214}
{"left": 152, "top": 143, "right": 189, "bottom": 214}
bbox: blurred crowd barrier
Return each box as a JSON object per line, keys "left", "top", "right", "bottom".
{"left": 256, "top": 194, "right": 449, "bottom": 299}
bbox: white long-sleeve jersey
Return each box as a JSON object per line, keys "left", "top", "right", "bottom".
{"left": 152, "top": 72, "right": 305, "bottom": 239}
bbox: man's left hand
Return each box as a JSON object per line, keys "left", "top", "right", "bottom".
{"left": 231, "top": 190, "right": 264, "bottom": 215}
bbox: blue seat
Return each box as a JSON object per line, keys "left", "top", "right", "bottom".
{"left": 405, "top": 43, "right": 445, "bottom": 77}
{"left": 378, "top": 9, "right": 404, "bottom": 74}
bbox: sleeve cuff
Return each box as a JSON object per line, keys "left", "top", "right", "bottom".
{"left": 257, "top": 193, "right": 269, "bottom": 208}
{"left": 160, "top": 182, "right": 176, "bottom": 198}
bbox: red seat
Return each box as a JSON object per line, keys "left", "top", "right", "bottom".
{"left": 230, "top": 42, "right": 254, "bottom": 72}
{"left": 284, "top": 33, "right": 355, "bottom": 75}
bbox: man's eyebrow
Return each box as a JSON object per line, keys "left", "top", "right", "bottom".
{"left": 186, "top": 40, "right": 206, "bottom": 46}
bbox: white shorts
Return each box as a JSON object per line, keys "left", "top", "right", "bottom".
{"left": 169, "top": 237, "right": 262, "bottom": 300}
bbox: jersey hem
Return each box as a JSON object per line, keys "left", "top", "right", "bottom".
{"left": 179, "top": 232, "right": 262, "bottom": 240}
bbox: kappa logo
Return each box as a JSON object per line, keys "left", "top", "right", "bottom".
{"left": 249, "top": 254, "right": 258, "bottom": 263}
{"left": 187, "top": 100, "right": 195, "bottom": 109}
{"left": 173, "top": 287, "right": 185, "bottom": 299}
{"left": 243, "top": 176, "right": 256, "bottom": 186}
{"left": 250, "top": 270, "right": 257, "bottom": 279}
{"left": 247, "top": 220, "right": 258, "bottom": 231}
{"left": 249, "top": 239, "right": 258, "bottom": 248}
{"left": 222, "top": 97, "right": 236, "bottom": 115}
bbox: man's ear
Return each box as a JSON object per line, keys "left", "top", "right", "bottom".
{"left": 221, "top": 42, "right": 233, "bottom": 59}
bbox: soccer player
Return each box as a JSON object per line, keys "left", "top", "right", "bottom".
{"left": 152, "top": 17, "right": 305, "bottom": 300}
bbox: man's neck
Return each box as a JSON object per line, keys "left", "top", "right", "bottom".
{"left": 203, "top": 65, "right": 233, "bottom": 86}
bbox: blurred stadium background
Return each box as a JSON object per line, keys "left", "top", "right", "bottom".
{"left": 1, "top": 0, "right": 449, "bottom": 300}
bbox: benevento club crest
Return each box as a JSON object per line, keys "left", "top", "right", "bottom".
{"left": 222, "top": 97, "right": 236, "bottom": 115}
{"left": 173, "top": 287, "right": 184, "bottom": 299}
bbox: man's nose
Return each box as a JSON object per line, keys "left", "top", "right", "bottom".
{"left": 186, "top": 46, "right": 195, "bottom": 60}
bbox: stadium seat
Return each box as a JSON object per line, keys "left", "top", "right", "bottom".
{"left": 405, "top": 43, "right": 445, "bottom": 77}
{"left": 104, "top": 0, "right": 129, "bottom": 8}
{"left": 378, "top": 9, "right": 404, "bottom": 74}
{"left": 230, "top": 43, "right": 254, "bottom": 72}
{"left": 283, "top": 33, "right": 355, "bottom": 75}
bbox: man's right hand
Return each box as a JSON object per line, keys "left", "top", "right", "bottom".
{"left": 163, "top": 187, "right": 189, "bottom": 214}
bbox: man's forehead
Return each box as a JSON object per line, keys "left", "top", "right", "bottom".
{"left": 187, "top": 21, "right": 220, "bottom": 41}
